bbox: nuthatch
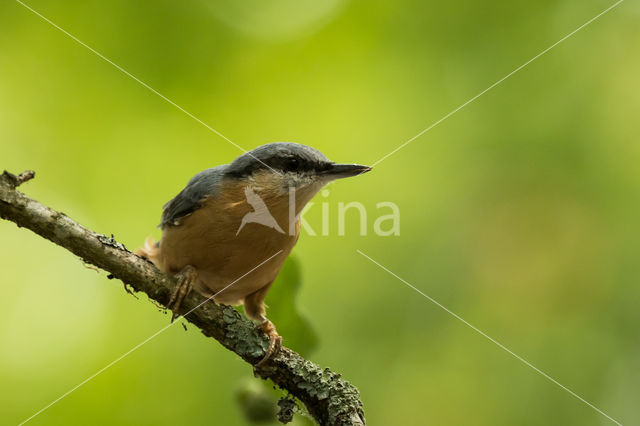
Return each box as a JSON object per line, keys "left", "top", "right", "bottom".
{"left": 136, "top": 142, "right": 371, "bottom": 365}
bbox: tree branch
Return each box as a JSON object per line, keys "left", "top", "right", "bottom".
{"left": 0, "top": 170, "right": 365, "bottom": 426}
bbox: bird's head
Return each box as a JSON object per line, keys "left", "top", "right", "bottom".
{"left": 226, "top": 142, "right": 371, "bottom": 204}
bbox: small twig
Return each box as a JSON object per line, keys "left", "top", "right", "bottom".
{"left": 2, "top": 170, "right": 35, "bottom": 188}
{"left": 82, "top": 262, "right": 101, "bottom": 273}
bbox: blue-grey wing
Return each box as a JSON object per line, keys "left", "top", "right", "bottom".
{"left": 160, "top": 166, "right": 226, "bottom": 227}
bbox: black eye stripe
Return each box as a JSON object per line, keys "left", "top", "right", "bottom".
{"left": 226, "top": 144, "right": 331, "bottom": 178}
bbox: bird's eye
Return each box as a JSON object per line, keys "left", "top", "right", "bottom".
{"left": 286, "top": 157, "right": 299, "bottom": 171}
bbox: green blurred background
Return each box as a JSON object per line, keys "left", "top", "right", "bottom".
{"left": 1, "top": 0, "right": 638, "bottom": 424}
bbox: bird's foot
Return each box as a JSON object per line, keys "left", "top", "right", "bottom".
{"left": 255, "top": 319, "right": 282, "bottom": 368}
{"left": 167, "top": 265, "right": 197, "bottom": 322}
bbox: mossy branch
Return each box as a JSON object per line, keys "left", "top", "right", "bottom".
{"left": 0, "top": 170, "right": 365, "bottom": 426}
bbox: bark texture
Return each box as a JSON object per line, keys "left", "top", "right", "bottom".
{"left": 0, "top": 170, "right": 365, "bottom": 426}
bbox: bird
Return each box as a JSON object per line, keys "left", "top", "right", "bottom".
{"left": 136, "top": 142, "right": 371, "bottom": 366}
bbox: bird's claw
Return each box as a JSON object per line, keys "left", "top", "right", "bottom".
{"left": 255, "top": 319, "right": 282, "bottom": 368}
{"left": 167, "top": 265, "right": 196, "bottom": 322}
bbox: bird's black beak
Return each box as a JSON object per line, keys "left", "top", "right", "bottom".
{"left": 321, "top": 163, "right": 372, "bottom": 179}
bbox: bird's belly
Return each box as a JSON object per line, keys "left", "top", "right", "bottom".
{"left": 158, "top": 199, "right": 298, "bottom": 305}
{"left": 193, "top": 235, "right": 294, "bottom": 305}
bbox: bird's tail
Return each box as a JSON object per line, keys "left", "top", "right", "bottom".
{"left": 135, "top": 236, "right": 161, "bottom": 266}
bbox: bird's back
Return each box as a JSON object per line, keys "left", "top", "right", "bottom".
{"left": 161, "top": 165, "right": 227, "bottom": 227}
